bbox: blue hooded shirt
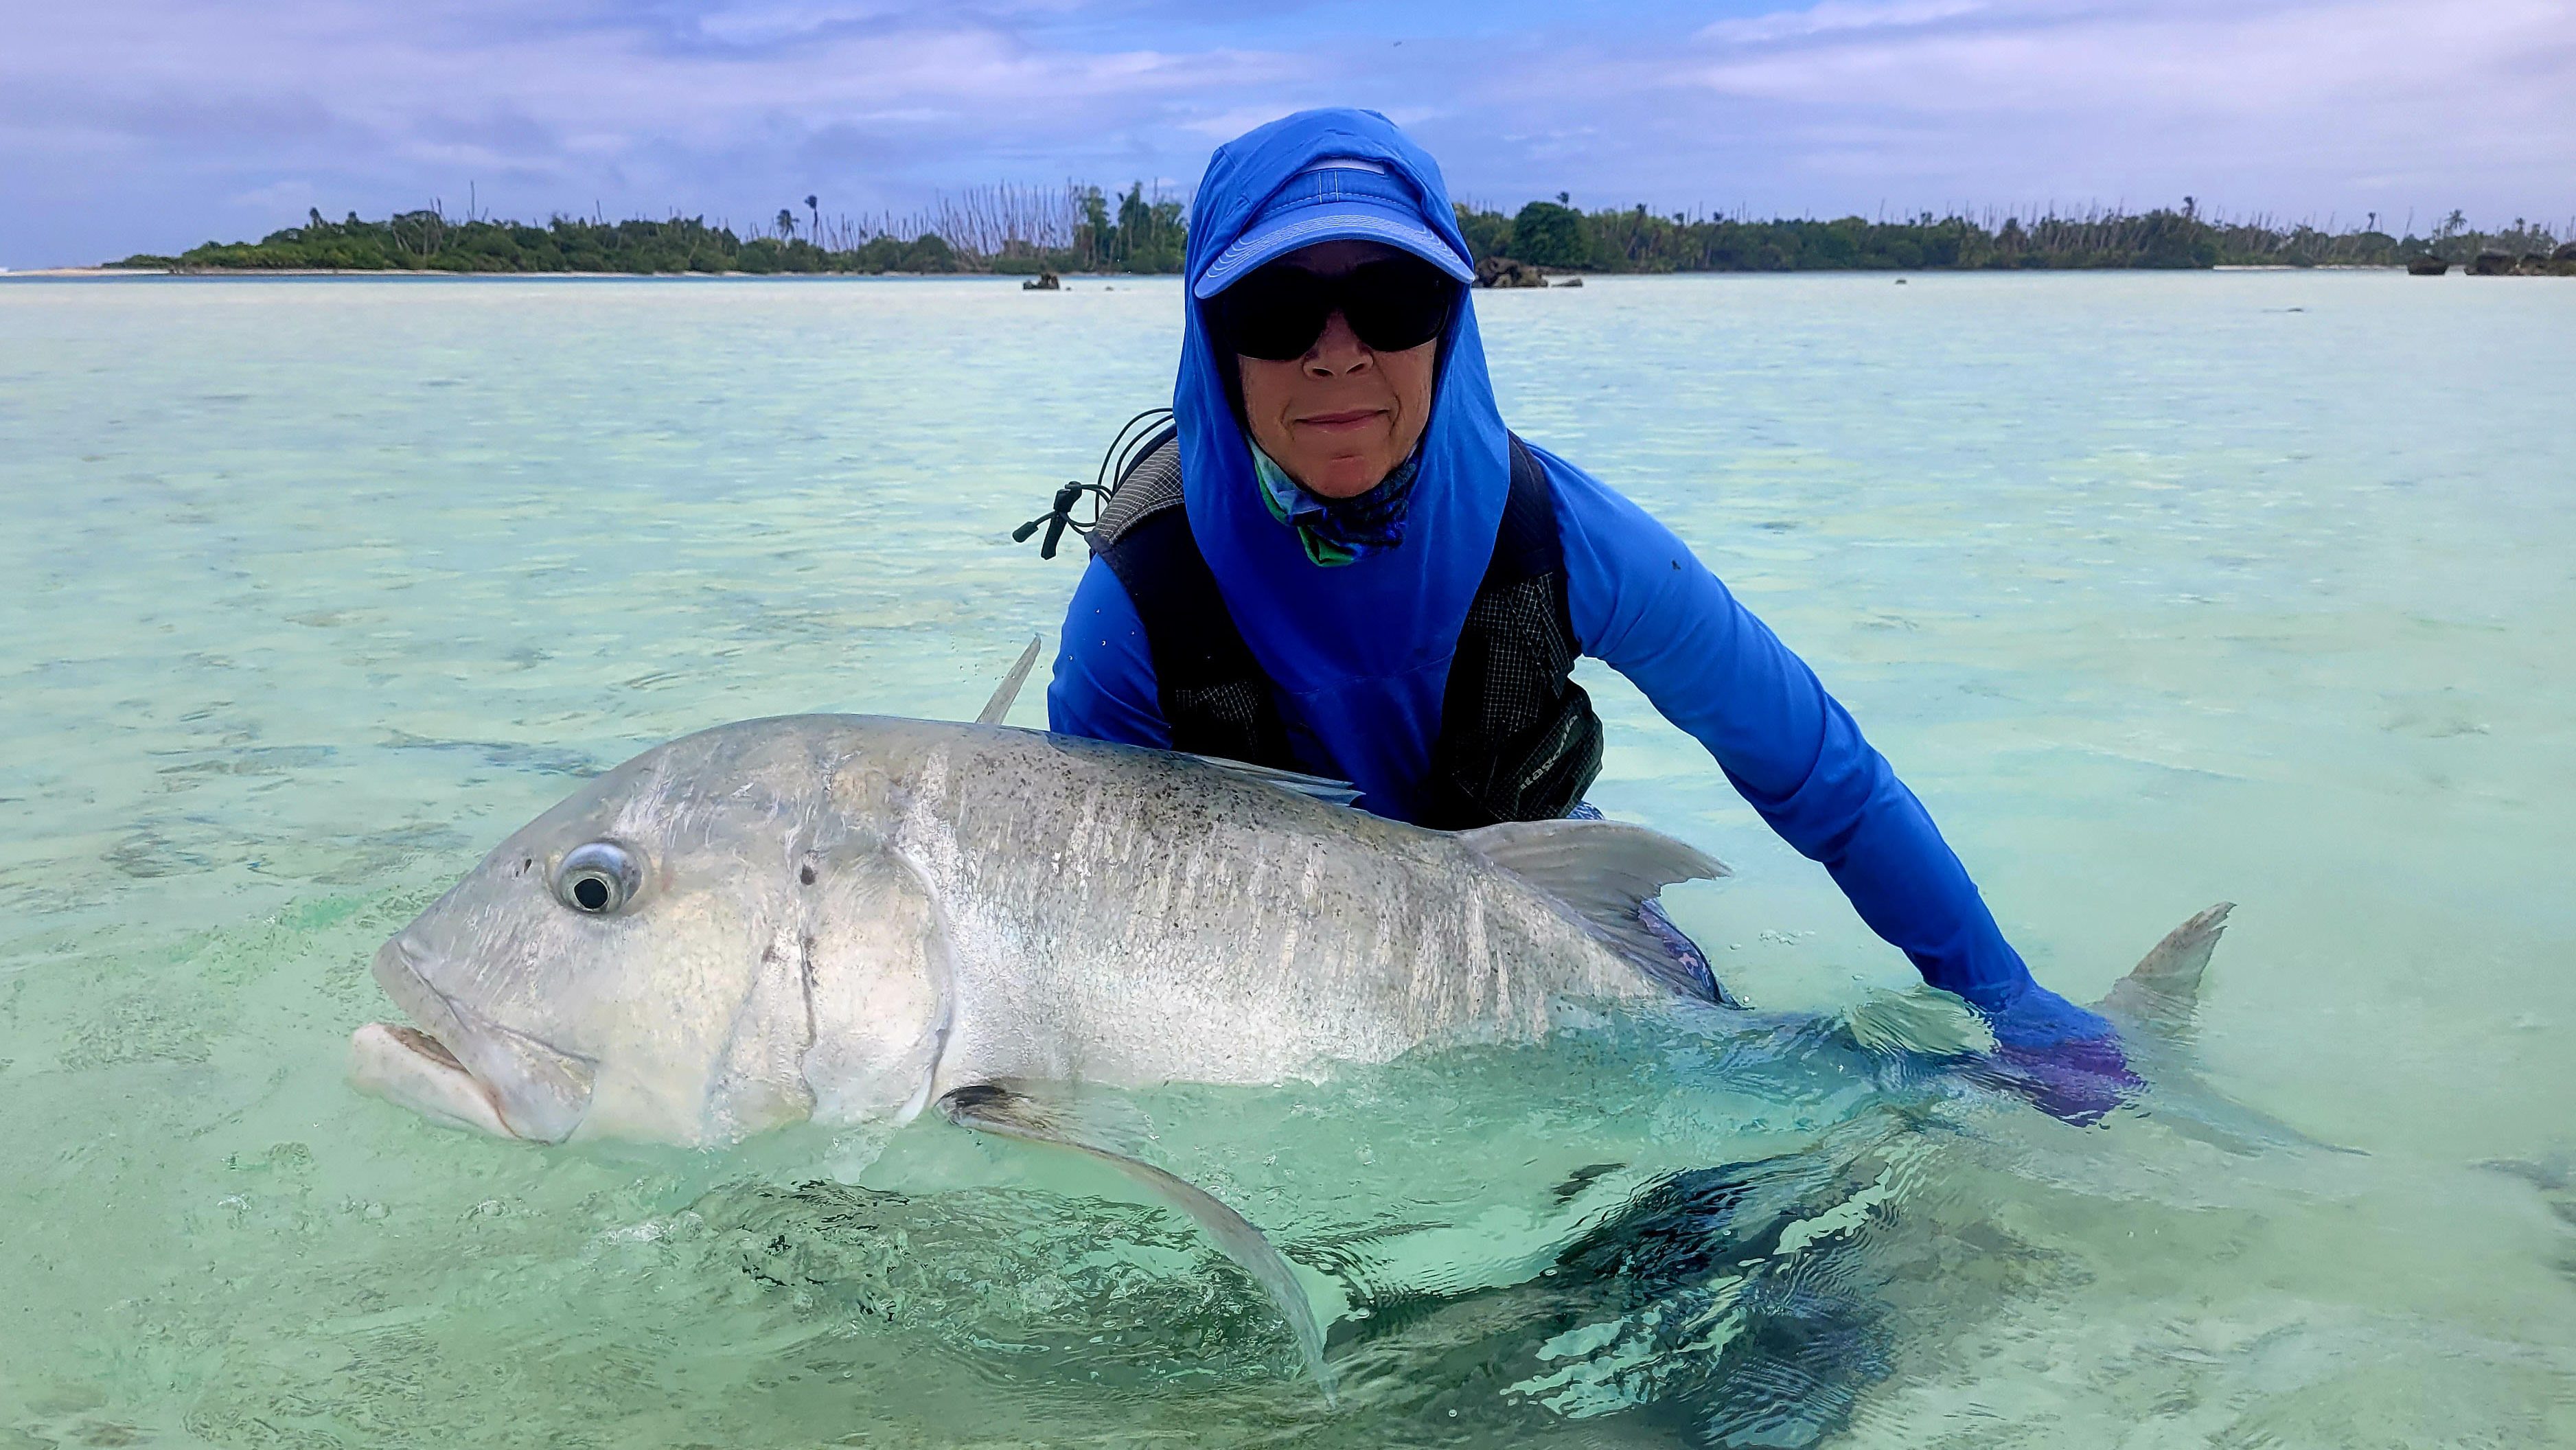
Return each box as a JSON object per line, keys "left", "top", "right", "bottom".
{"left": 1046, "top": 108, "right": 2108, "bottom": 1048}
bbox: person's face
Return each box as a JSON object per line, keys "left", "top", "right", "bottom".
{"left": 1228, "top": 240, "right": 1442, "bottom": 500}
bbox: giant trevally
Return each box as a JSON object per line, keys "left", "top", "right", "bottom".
{"left": 349, "top": 643, "right": 2232, "bottom": 1394}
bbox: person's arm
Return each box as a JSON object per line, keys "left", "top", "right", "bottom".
{"left": 1541, "top": 452, "right": 2116, "bottom": 1058}
{"left": 1046, "top": 555, "right": 1174, "bottom": 748}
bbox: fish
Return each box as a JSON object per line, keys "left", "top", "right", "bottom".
{"left": 349, "top": 643, "right": 1736, "bottom": 1394}
{"left": 347, "top": 641, "right": 2241, "bottom": 1397}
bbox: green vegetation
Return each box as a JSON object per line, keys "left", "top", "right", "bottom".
{"left": 122, "top": 192, "right": 2562, "bottom": 275}
{"left": 1449, "top": 199, "right": 2562, "bottom": 272}
{"left": 124, "top": 183, "right": 1183, "bottom": 275}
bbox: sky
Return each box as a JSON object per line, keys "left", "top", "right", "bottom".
{"left": 3, "top": 0, "right": 2571, "bottom": 266}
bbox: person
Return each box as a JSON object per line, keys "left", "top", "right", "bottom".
{"left": 1044, "top": 108, "right": 2131, "bottom": 1120}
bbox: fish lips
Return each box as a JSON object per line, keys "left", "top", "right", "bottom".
{"left": 357, "top": 934, "right": 599, "bottom": 1144}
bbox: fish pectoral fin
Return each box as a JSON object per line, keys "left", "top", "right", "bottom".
{"left": 2097, "top": 901, "right": 2234, "bottom": 1037}
{"left": 1459, "top": 817, "right": 1728, "bottom": 989}
{"left": 936, "top": 1082, "right": 1335, "bottom": 1403}
{"left": 1841, "top": 988, "right": 1996, "bottom": 1059}
{"left": 1185, "top": 755, "right": 1363, "bottom": 807}
{"left": 975, "top": 635, "right": 1043, "bottom": 726}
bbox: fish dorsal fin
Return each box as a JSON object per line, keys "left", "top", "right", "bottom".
{"left": 939, "top": 1082, "right": 1335, "bottom": 1403}
{"left": 2097, "top": 901, "right": 2234, "bottom": 1038}
{"left": 1187, "top": 755, "right": 1364, "bottom": 807}
{"left": 1459, "top": 818, "right": 1728, "bottom": 994}
{"left": 976, "top": 636, "right": 1043, "bottom": 726}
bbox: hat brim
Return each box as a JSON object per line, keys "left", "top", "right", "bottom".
{"left": 1195, "top": 201, "right": 1475, "bottom": 299}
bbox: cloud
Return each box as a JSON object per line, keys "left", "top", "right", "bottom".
{"left": 1, "top": 0, "right": 2568, "bottom": 266}
{"left": 685, "top": 0, "right": 921, "bottom": 47}
{"left": 1698, "top": 0, "right": 2004, "bottom": 47}
{"left": 1445, "top": 0, "right": 2574, "bottom": 222}
{"left": 1, "top": 1, "right": 1306, "bottom": 261}
{"left": 1178, "top": 104, "right": 1316, "bottom": 141}
{"left": 1679, "top": 0, "right": 2573, "bottom": 119}
{"left": 227, "top": 179, "right": 322, "bottom": 214}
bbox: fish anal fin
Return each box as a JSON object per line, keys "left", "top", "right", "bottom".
{"left": 975, "top": 636, "right": 1043, "bottom": 726}
{"left": 2100, "top": 901, "right": 2234, "bottom": 1036}
{"left": 1459, "top": 818, "right": 1727, "bottom": 989}
{"left": 937, "top": 1082, "right": 1335, "bottom": 1403}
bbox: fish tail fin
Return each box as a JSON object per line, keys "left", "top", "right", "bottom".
{"left": 1460, "top": 818, "right": 1728, "bottom": 996}
{"left": 2097, "top": 901, "right": 2233, "bottom": 1037}
{"left": 2086, "top": 904, "right": 2357, "bottom": 1154}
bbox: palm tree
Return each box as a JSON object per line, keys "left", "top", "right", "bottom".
{"left": 805, "top": 195, "right": 820, "bottom": 247}
{"left": 777, "top": 208, "right": 796, "bottom": 242}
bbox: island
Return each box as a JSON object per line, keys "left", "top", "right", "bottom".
{"left": 107, "top": 191, "right": 2567, "bottom": 279}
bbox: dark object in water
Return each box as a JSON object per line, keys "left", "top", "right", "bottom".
{"left": 1552, "top": 274, "right": 1583, "bottom": 287}
{"left": 2406, "top": 255, "right": 2450, "bottom": 275}
{"left": 1328, "top": 1138, "right": 1905, "bottom": 1446}
{"left": 1023, "top": 270, "right": 1061, "bottom": 290}
{"left": 1475, "top": 256, "right": 1550, "bottom": 288}
{"left": 2470, "top": 249, "right": 2515, "bottom": 277}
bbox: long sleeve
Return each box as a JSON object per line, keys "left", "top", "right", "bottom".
{"left": 1542, "top": 449, "right": 2097, "bottom": 1035}
{"left": 1046, "top": 555, "right": 1173, "bottom": 749}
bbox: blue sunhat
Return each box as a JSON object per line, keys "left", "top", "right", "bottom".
{"left": 1193, "top": 157, "right": 1476, "bottom": 298}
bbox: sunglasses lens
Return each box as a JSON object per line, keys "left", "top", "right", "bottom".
{"left": 1344, "top": 257, "right": 1456, "bottom": 352}
{"left": 1215, "top": 254, "right": 1457, "bottom": 360}
{"left": 1216, "top": 270, "right": 1329, "bottom": 360}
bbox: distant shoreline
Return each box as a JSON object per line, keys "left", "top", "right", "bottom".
{"left": 91, "top": 200, "right": 2568, "bottom": 279}
{"left": 1, "top": 266, "right": 1085, "bottom": 280}
{"left": 5, "top": 264, "right": 2474, "bottom": 282}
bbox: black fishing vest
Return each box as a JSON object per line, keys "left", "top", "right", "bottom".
{"left": 1092, "top": 426, "right": 1603, "bottom": 829}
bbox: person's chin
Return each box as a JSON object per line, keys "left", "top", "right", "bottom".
{"left": 1301, "top": 454, "right": 1389, "bottom": 498}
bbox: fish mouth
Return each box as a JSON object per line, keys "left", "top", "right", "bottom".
{"left": 350, "top": 935, "right": 597, "bottom": 1142}
{"left": 349, "top": 1020, "right": 518, "bottom": 1139}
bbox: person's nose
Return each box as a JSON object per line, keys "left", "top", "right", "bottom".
{"left": 1302, "top": 310, "right": 1373, "bottom": 376}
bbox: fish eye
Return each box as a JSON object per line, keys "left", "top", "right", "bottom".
{"left": 554, "top": 840, "right": 643, "bottom": 914}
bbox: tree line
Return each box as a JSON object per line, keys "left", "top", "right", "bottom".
{"left": 121, "top": 183, "right": 1184, "bottom": 276}
{"left": 119, "top": 190, "right": 2560, "bottom": 275}
{"left": 1460, "top": 196, "right": 2562, "bottom": 271}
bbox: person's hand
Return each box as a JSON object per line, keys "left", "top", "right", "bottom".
{"left": 1977, "top": 985, "right": 2139, "bottom": 1126}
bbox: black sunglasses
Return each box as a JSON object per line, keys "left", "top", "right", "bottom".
{"left": 1211, "top": 253, "right": 1458, "bottom": 362}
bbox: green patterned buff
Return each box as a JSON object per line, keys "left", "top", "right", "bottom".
{"left": 1250, "top": 442, "right": 1423, "bottom": 568}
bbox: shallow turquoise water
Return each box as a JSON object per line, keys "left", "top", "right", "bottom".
{"left": 2, "top": 271, "right": 2572, "bottom": 1447}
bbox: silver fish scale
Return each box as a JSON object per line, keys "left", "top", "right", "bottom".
{"left": 879, "top": 720, "right": 1655, "bottom": 1092}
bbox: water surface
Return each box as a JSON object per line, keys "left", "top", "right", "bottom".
{"left": 3, "top": 271, "right": 2571, "bottom": 1447}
